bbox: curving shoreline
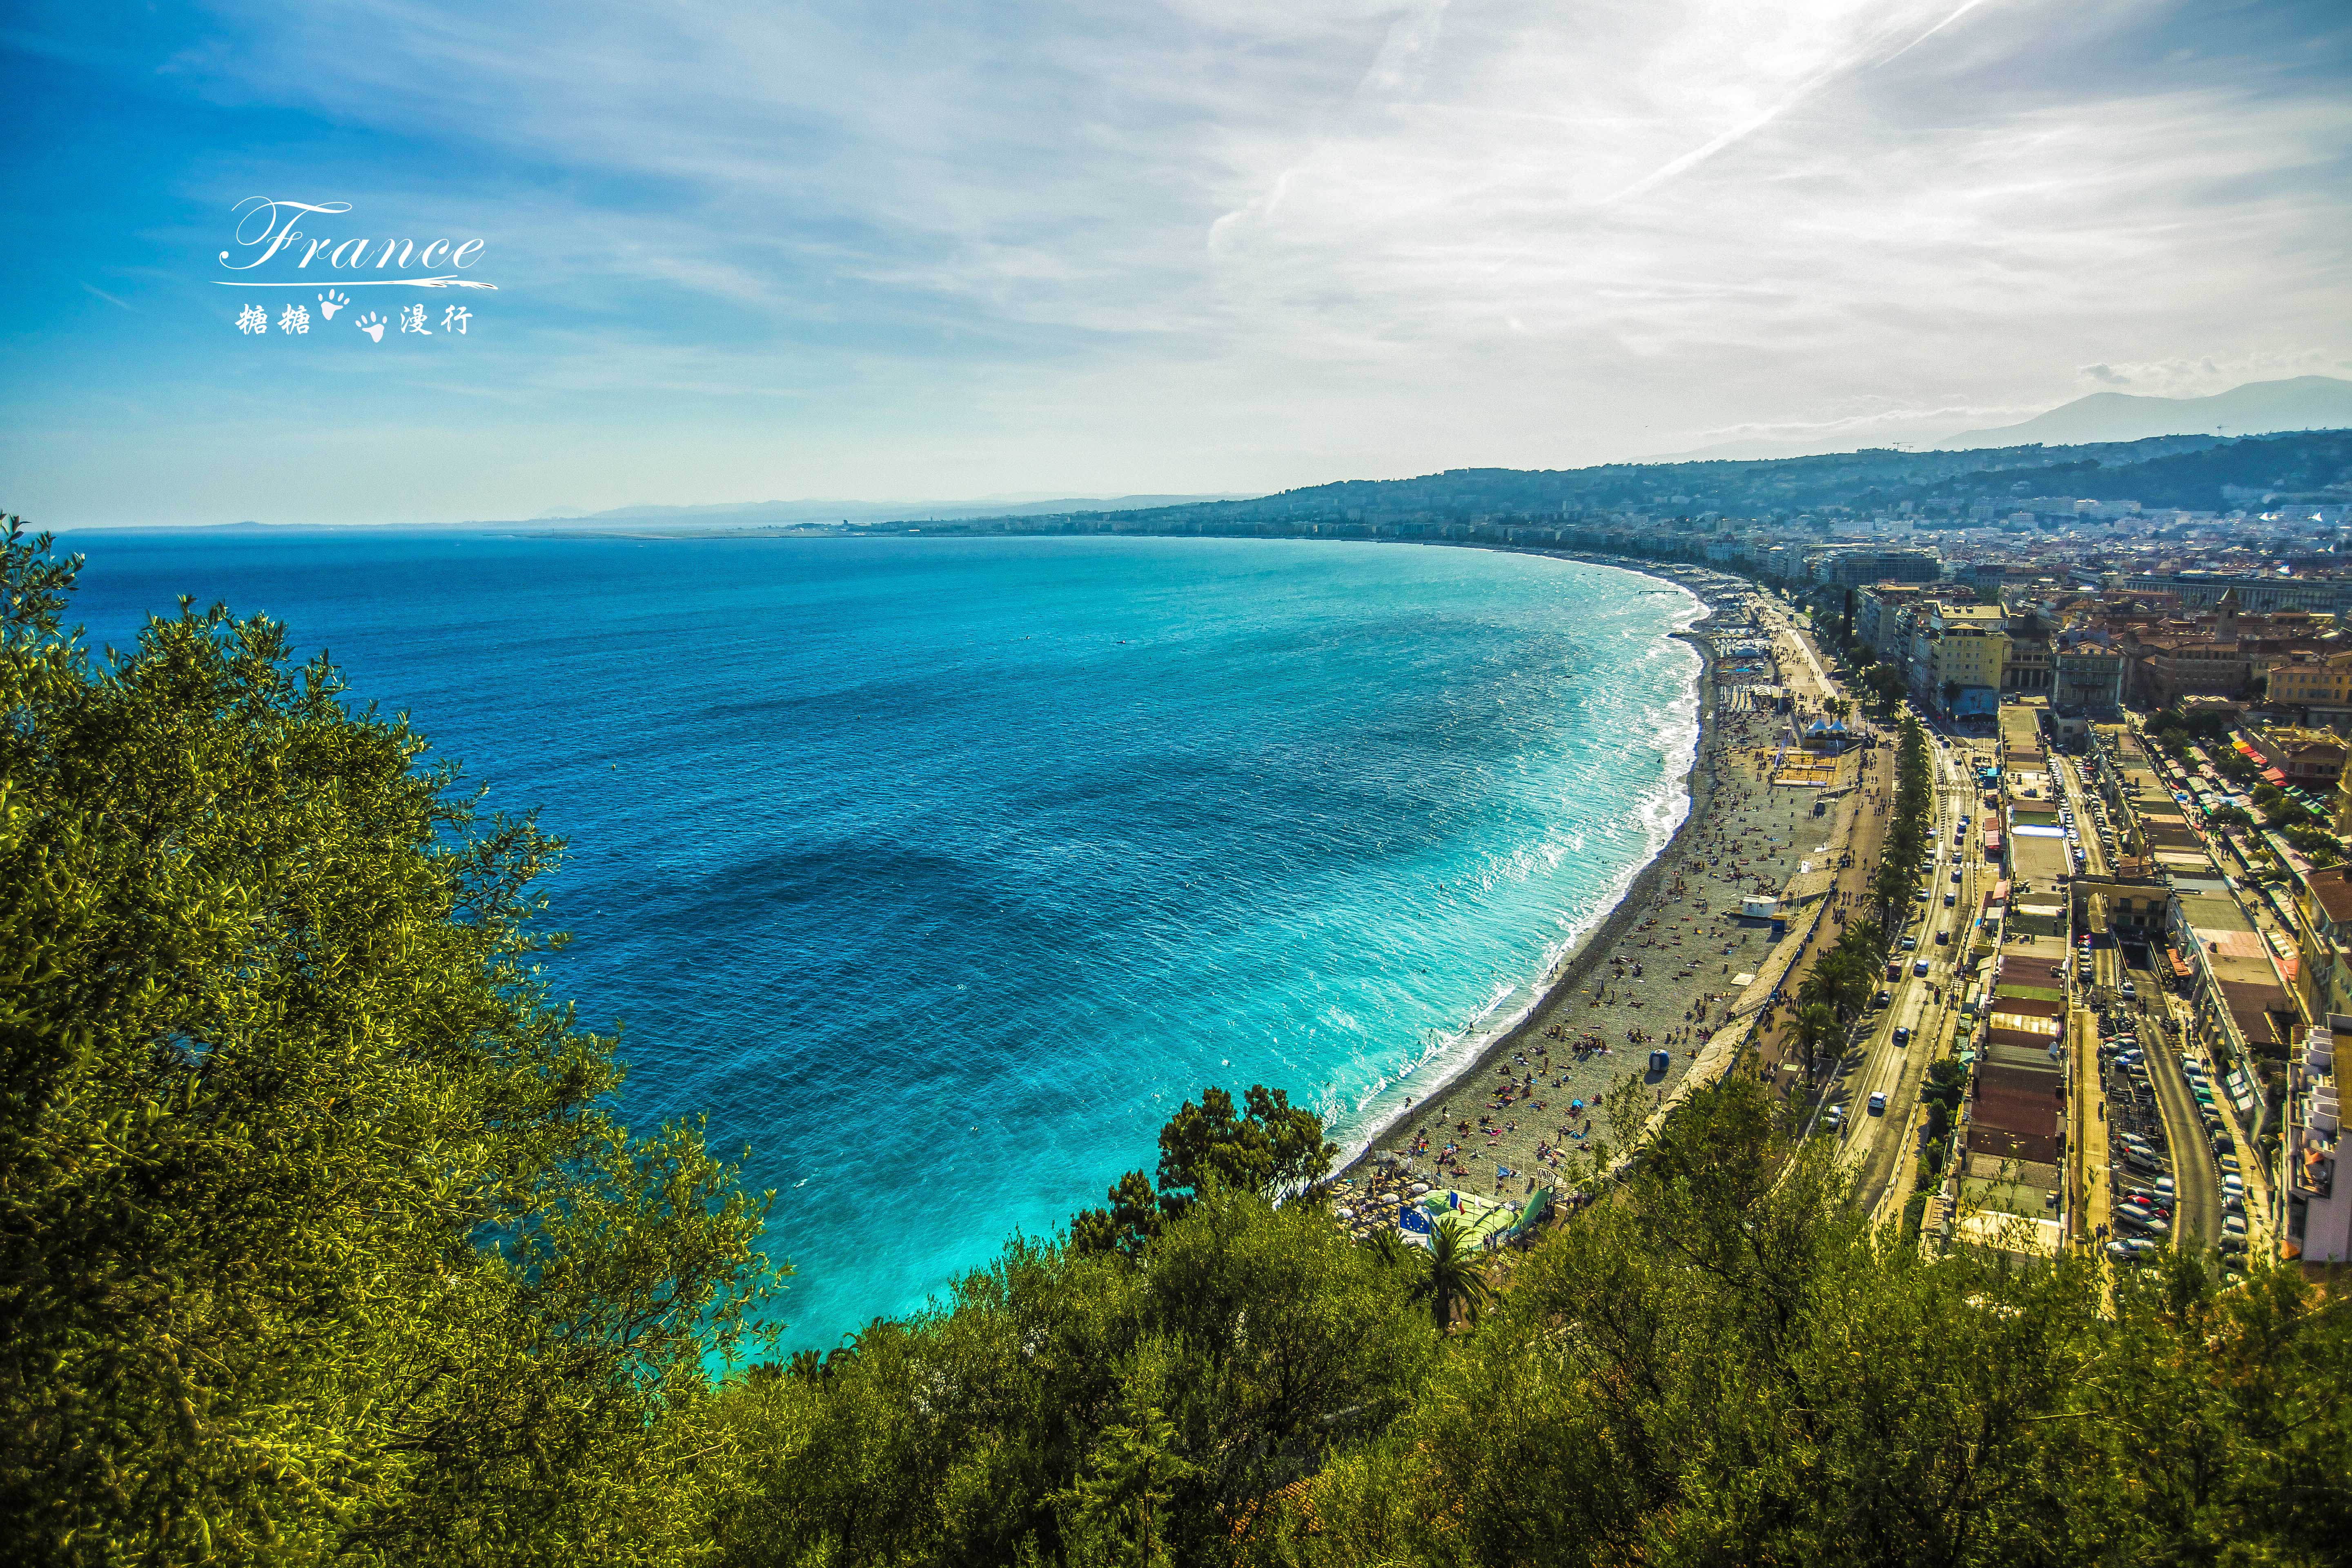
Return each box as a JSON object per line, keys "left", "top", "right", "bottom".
{"left": 1340, "top": 553, "right": 1786, "bottom": 1190}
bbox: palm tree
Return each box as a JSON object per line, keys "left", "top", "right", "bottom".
{"left": 1411, "top": 1216, "right": 1495, "bottom": 1330}
{"left": 1838, "top": 918, "right": 1882, "bottom": 957}
{"left": 1791, "top": 1002, "right": 1842, "bottom": 1088}
{"left": 1796, "top": 968, "right": 1841, "bottom": 1019}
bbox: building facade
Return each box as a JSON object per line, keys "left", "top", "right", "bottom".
{"left": 2053, "top": 647, "right": 2125, "bottom": 715}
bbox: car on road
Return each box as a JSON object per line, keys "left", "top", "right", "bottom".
{"left": 1943, "top": 891, "right": 1957, "bottom": 907}
{"left": 1874, "top": 989, "right": 1892, "bottom": 1008}
{"left": 1913, "top": 959, "right": 1930, "bottom": 977}
{"left": 1893, "top": 1026, "right": 1911, "bottom": 1047}
{"left": 2120, "top": 980, "right": 2137, "bottom": 1000}
{"left": 1868, "top": 1091, "right": 1887, "bottom": 1115}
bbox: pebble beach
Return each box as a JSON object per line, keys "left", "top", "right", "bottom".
{"left": 1345, "top": 569, "right": 1859, "bottom": 1220}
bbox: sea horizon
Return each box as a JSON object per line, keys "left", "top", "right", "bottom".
{"left": 63, "top": 530, "right": 1704, "bottom": 1345}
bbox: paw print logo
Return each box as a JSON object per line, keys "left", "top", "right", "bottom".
{"left": 318, "top": 288, "right": 350, "bottom": 320}
{"left": 353, "top": 310, "right": 386, "bottom": 342}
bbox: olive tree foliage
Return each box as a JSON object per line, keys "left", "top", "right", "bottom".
{"left": 1071, "top": 1085, "right": 1336, "bottom": 1257}
{"left": 0, "top": 521, "right": 782, "bottom": 1566}
{"left": 1297, "top": 1076, "right": 2352, "bottom": 1568}
{"left": 709, "top": 1186, "right": 1439, "bottom": 1568}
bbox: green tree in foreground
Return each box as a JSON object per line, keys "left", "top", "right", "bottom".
{"left": 1295, "top": 1078, "right": 2352, "bottom": 1568}
{"left": 1072, "top": 1083, "right": 1335, "bottom": 1254}
{"left": 0, "top": 521, "right": 781, "bottom": 1566}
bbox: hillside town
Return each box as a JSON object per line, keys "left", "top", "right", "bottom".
{"left": 1630, "top": 525, "right": 2350, "bottom": 1281}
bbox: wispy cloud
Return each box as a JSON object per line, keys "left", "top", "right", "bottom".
{"left": 2, "top": 0, "right": 2348, "bottom": 522}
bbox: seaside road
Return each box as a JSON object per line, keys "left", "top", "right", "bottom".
{"left": 2137, "top": 964, "right": 2222, "bottom": 1253}
{"left": 1836, "top": 732, "right": 1961, "bottom": 1202}
{"left": 1843, "top": 717, "right": 1976, "bottom": 1216}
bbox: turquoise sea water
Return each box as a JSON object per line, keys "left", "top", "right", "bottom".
{"left": 64, "top": 532, "right": 1700, "bottom": 1347}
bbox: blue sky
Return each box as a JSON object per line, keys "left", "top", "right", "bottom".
{"left": 3, "top": 0, "right": 2348, "bottom": 524}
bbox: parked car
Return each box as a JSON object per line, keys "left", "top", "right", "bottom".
{"left": 2218, "top": 1155, "right": 2241, "bottom": 1174}
{"left": 1901, "top": 935, "right": 1918, "bottom": 951}
{"left": 1822, "top": 1105, "right": 1844, "bottom": 1131}
{"left": 2221, "top": 1214, "right": 2247, "bottom": 1237}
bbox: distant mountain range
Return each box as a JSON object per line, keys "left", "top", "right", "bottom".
{"left": 513, "top": 493, "right": 1256, "bottom": 529}
{"left": 1943, "top": 375, "right": 2352, "bottom": 448}
{"left": 1647, "top": 376, "right": 2352, "bottom": 462}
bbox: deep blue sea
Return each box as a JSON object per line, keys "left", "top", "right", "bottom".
{"left": 63, "top": 531, "right": 1701, "bottom": 1347}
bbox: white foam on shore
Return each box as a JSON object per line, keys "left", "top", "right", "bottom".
{"left": 1327, "top": 564, "right": 1709, "bottom": 1167}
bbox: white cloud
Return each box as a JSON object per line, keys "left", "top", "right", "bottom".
{"left": 11, "top": 0, "right": 2352, "bottom": 520}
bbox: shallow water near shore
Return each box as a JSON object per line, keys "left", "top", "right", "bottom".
{"left": 65, "top": 531, "right": 1701, "bottom": 1347}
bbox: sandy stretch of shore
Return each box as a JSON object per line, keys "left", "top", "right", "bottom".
{"left": 1347, "top": 568, "right": 1846, "bottom": 1200}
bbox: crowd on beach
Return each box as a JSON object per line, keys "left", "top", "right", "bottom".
{"left": 1363, "top": 622, "right": 1865, "bottom": 1203}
